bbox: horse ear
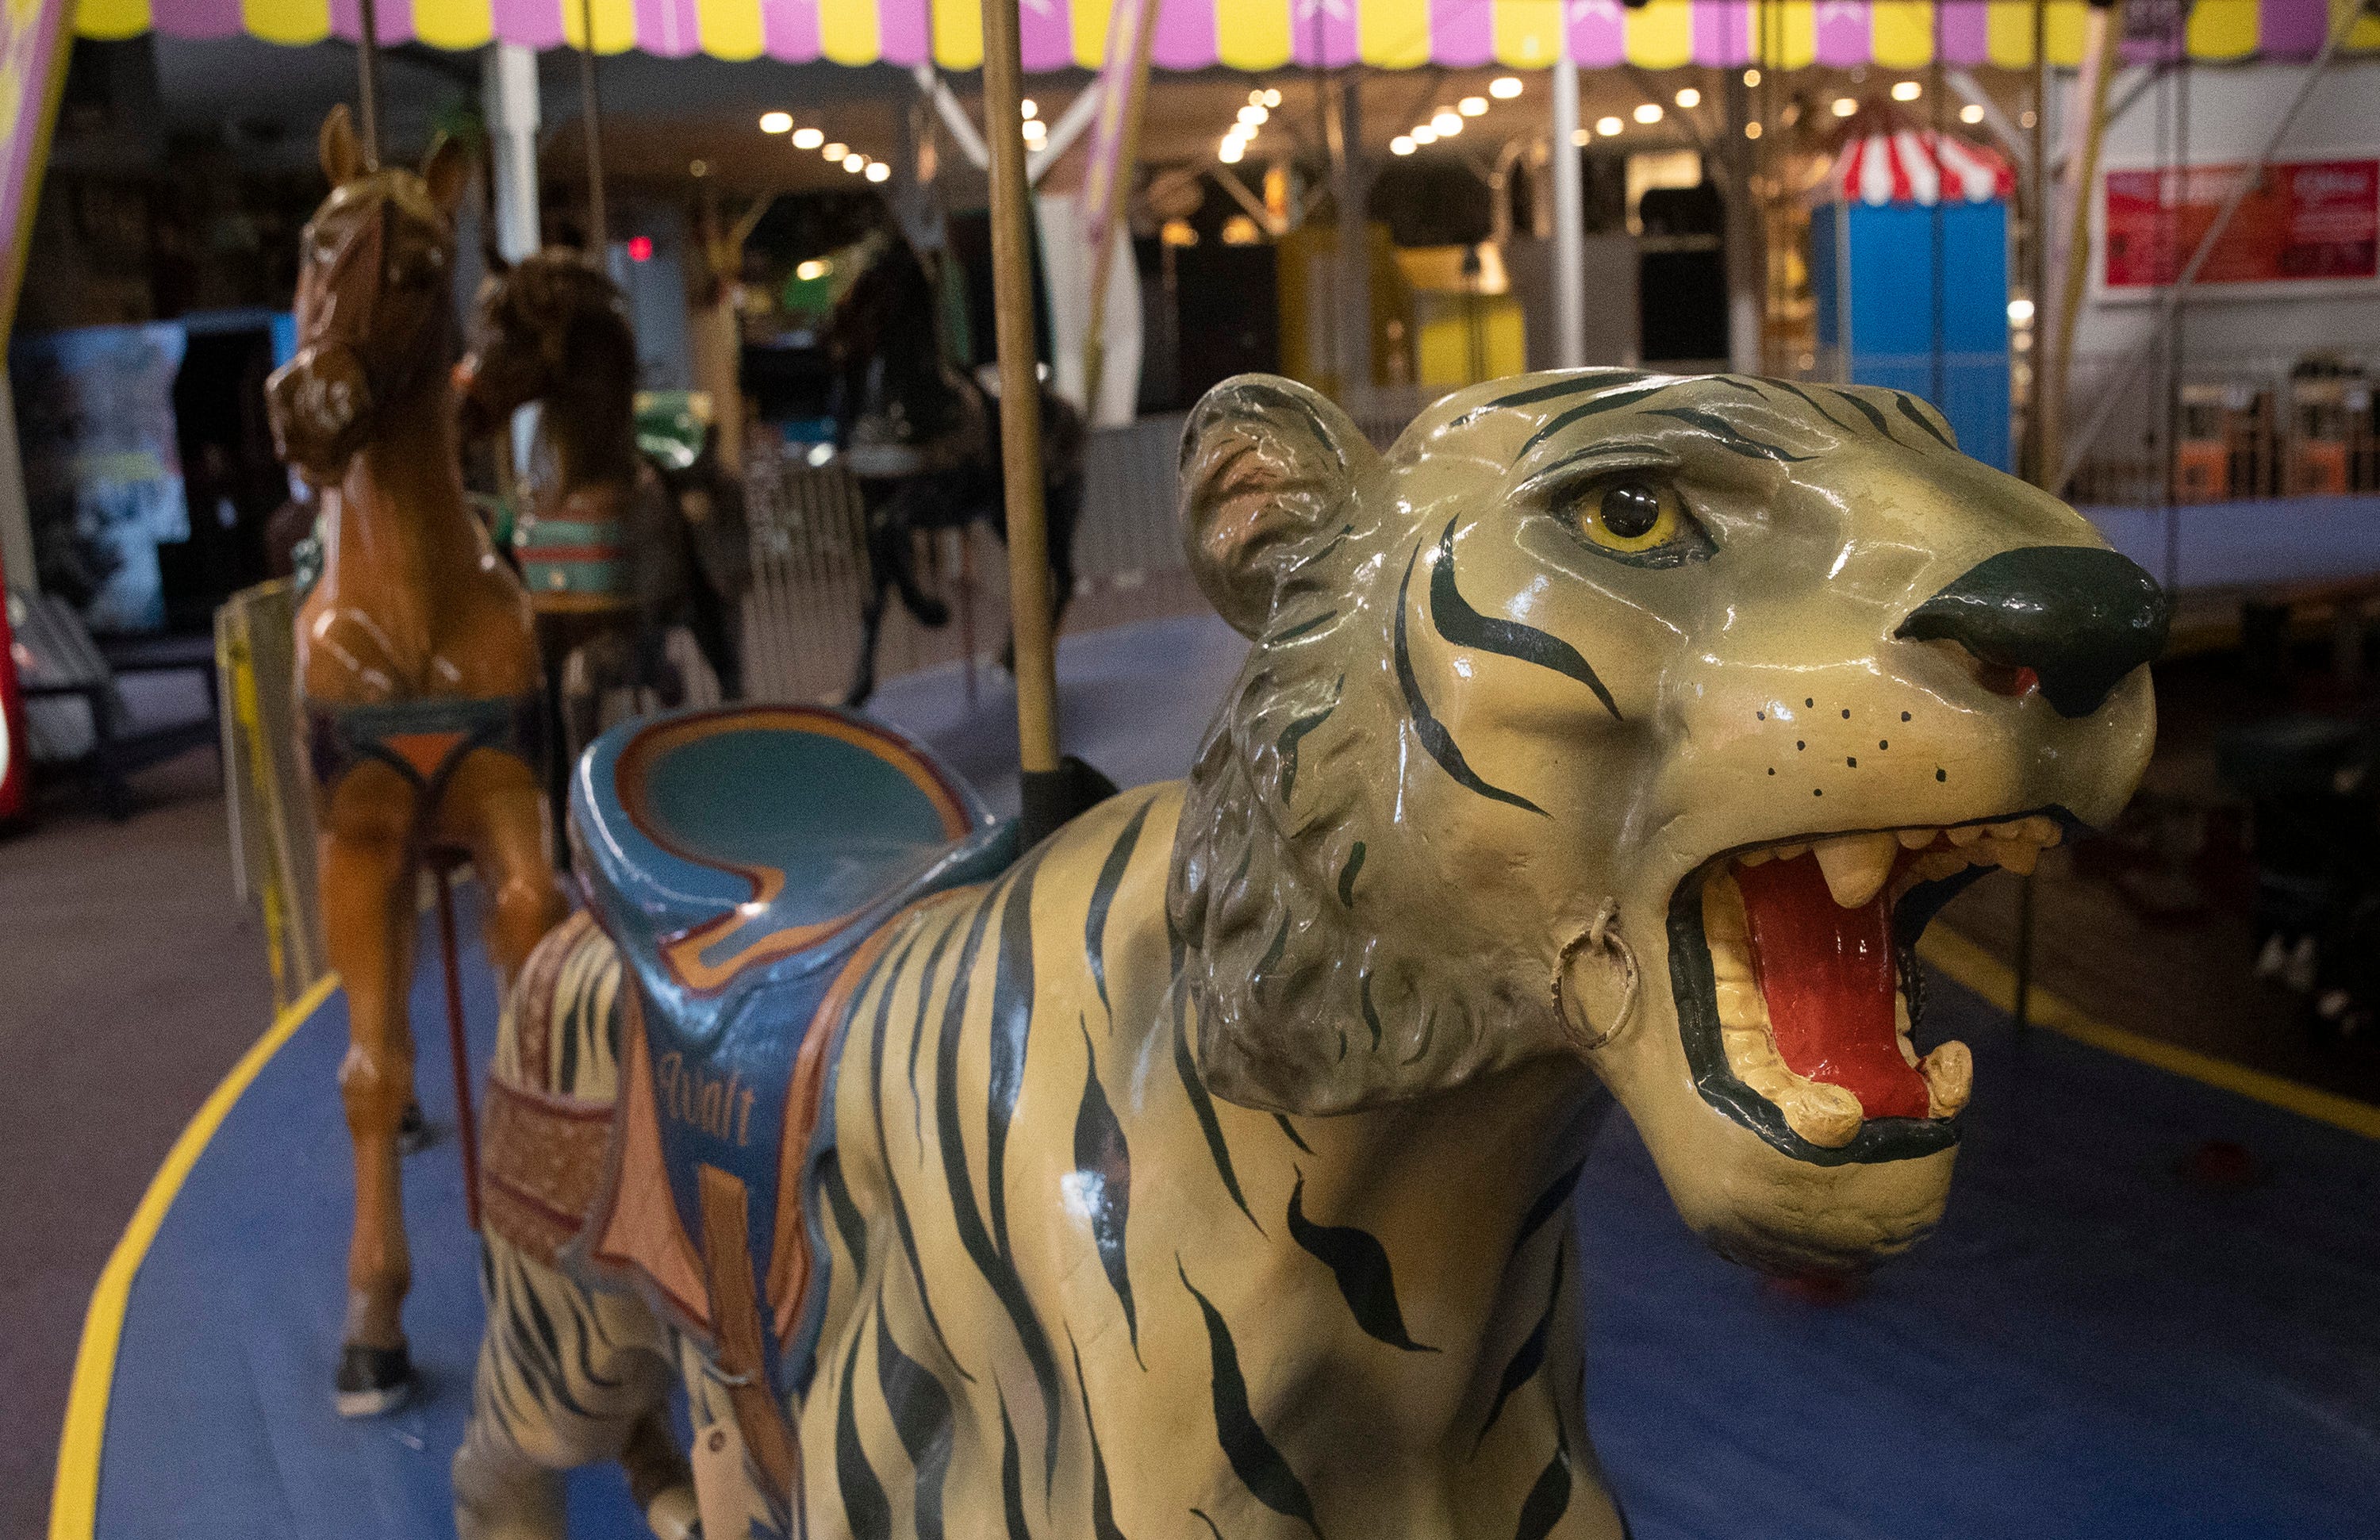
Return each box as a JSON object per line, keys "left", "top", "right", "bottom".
{"left": 421, "top": 134, "right": 470, "bottom": 217}
{"left": 319, "top": 105, "right": 361, "bottom": 187}
{"left": 1179, "top": 374, "right": 1375, "bottom": 638}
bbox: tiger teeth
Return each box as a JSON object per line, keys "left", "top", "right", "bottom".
{"left": 1730, "top": 818, "right": 2064, "bottom": 899}
{"left": 1921, "top": 1041, "right": 1974, "bottom": 1117}
{"left": 1813, "top": 832, "right": 1898, "bottom": 908}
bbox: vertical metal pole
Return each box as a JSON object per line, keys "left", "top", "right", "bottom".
{"left": 1551, "top": 56, "right": 1585, "bottom": 370}
{"left": 1333, "top": 76, "right": 1372, "bottom": 401}
{"left": 355, "top": 0, "right": 384, "bottom": 168}
{"left": 578, "top": 0, "right": 609, "bottom": 255}
{"left": 981, "top": 0, "right": 1061, "bottom": 792}
{"left": 2028, "top": 0, "right": 2052, "bottom": 486}
{"left": 435, "top": 868, "right": 482, "bottom": 1231}
{"left": 483, "top": 44, "right": 543, "bottom": 263}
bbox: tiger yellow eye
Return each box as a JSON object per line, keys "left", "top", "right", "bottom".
{"left": 1602, "top": 484, "right": 1663, "bottom": 540}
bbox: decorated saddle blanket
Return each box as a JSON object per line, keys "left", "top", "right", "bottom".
{"left": 566, "top": 705, "right": 1013, "bottom": 1407}
{"left": 302, "top": 693, "right": 542, "bottom": 816}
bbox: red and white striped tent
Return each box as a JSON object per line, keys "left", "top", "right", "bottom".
{"left": 1833, "top": 121, "right": 2017, "bottom": 207}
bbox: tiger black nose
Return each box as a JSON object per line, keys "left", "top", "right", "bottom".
{"left": 1895, "top": 545, "right": 2170, "bottom": 718}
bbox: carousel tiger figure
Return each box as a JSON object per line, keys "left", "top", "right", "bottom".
{"left": 454, "top": 369, "right": 2167, "bottom": 1538}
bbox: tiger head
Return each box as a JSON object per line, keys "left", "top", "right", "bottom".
{"left": 1168, "top": 371, "right": 2162, "bottom": 1276}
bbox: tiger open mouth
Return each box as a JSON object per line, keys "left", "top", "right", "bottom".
{"left": 1669, "top": 816, "right": 2065, "bottom": 1163}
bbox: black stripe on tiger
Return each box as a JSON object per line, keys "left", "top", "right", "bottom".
{"left": 1336, "top": 843, "right": 1365, "bottom": 906}
{"left": 1765, "top": 377, "right": 1858, "bottom": 432}
{"left": 835, "top": 1326, "right": 892, "bottom": 1540}
{"left": 1085, "top": 794, "right": 1156, "bottom": 1018}
{"left": 1644, "top": 405, "right": 1813, "bottom": 462}
{"left": 1448, "top": 368, "right": 1645, "bottom": 428}
{"left": 1514, "top": 1425, "right": 1575, "bottom": 1540}
{"left": 999, "top": 1388, "right": 1032, "bottom": 1540}
{"left": 1829, "top": 387, "right": 1901, "bottom": 444}
{"left": 1360, "top": 971, "right": 1383, "bottom": 1050}
{"left": 1180, "top": 1259, "right": 1325, "bottom": 1538}
{"left": 1075, "top": 1019, "right": 1142, "bottom": 1367}
{"left": 1288, "top": 1173, "right": 1436, "bottom": 1353}
{"left": 1269, "top": 609, "right": 1336, "bottom": 643}
{"left": 865, "top": 919, "right": 970, "bottom": 1381}
{"left": 935, "top": 867, "right": 1064, "bottom": 1480}
{"left": 817, "top": 1148, "right": 868, "bottom": 1277}
{"left": 1069, "top": 1328, "right": 1130, "bottom": 1540}
{"left": 1894, "top": 391, "right": 1959, "bottom": 450}
{"left": 1512, "top": 1158, "right": 1586, "bottom": 1259}
{"left": 1174, "top": 980, "right": 1261, "bottom": 1232}
{"left": 1192, "top": 1511, "right": 1225, "bottom": 1539}
{"left": 1474, "top": 1245, "right": 1566, "bottom": 1455}
{"left": 1518, "top": 380, "right": 1679, "bottom": 457}
{"left": 876, "top": 1291, "right": 955, "bottom": 1540}
{"left": 1430, "top": 518, "right": 1621, "bottom": 722}
{"left": 1396, "top": 543, "right": 1548, "bottom": 816}
{"left": 1275, "top": 690, "right": 1339, "bottom": 808}
{"left": 907, "top": 903, "right": 966, "bottom": 1147}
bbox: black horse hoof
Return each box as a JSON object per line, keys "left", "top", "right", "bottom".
{"left": 334, "top": 1341, "right": 414, "bottom": 1419}
{"left": 398, "top": 1100, "right": 432, "bottom": 1156}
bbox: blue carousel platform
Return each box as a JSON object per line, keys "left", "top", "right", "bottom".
{"left": 54, "top": 616, "right": 2380, "bottom": 1540}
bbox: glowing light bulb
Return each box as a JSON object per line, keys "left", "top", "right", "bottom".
{"left": 1572, "top": 127, "right": 1590, "bottom": 146}
{"left": 1676, "top": 87, "right": 1701, "bottom": 109}
{"left": 1262, "top": 88, "right": 1281, "bottom": 106}
{"left": 1743, "top": 67, "right": 1761, "bottom": 86}
{"left": 1832, "top": 97, "right": 1857, "bottom": 117}
{"left": 822, "top": 142, "right": 848, "bottom": 160}
{"left": 843, "top": 153, "right": 865, "bottom": 172}
{"left": 2007, "top": 298, "right": 2036, "bottom": 324}
{"left": 1745, "top": 121, "right": 1762, "bottom": 139}
{"left": 1391, "top": 136, "right": 1416, "bottom": 156}
{"left": 759, "top": 111, "right": 793, "bottom": 134}
{"left": 1021, "top": 99, "right": 1038, "bottom": 118}
{"left": 1219, "top": 139, "right": 1245, "bottom": 163}
{"left": 866, "top": 161, "right": 891, "bottom": 182}
{"left": 1240, "top": 105, "right": 1268, "bottom": 126}
{"left": 796, "top": 259, "right": 828, "bottom": 281}
{"left": 1431, "top": 111, "right": 1461, "bottom": 136}
{"left": 1489, "top": 76, "right": 1522, "bottom": 100}
{"left": 793, "top": 127, "right": 823, "bottom": 149}
{"left": 1960, "top": 103, "right": 1986, "bottom": 125}
{"left": 1411, "top": 124, "right": 1438, "bottom": 145}
{"left": 1459, "top": 96, "right": 1488, "bottom": 117}
{"left": 1249, "top": 89, "right": 1266, "bottom": 105}
{"left": 1596, "top": 116, "right": 1623, "bottom": 136}
{"left": 1633, "top": 102, "right": 1663, "bottom": 125}
{"left": 1892, "top": 80, "right": 1921, "bottom": 102}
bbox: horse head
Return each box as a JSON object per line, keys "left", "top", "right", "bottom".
{"left": 266, "top": 106, "right": 469, "bottom": 486}
{"left": 455, "top": 249, "right": 638, "bottom": 444}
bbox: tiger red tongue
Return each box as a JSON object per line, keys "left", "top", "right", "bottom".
{"left": 1733, "top": 853, "right": 1933, "bottom": 1120}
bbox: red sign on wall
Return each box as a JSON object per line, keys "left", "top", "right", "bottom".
{"left": 2104, "top": 159, "right": 2379, "bottom": 288}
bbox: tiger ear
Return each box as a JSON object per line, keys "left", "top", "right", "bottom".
{"left": 1179, "top": 374, "right": 1376, "bottom": 638}
{"left": 319, "top": 105, "right": 362, "bottom": 187}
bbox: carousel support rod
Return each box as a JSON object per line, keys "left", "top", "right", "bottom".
{"left": 2044, "top": 0, "right": 2122, "bottom": 490}
{"left": 1330, "top": 74, "right": 1371, "bottom": 404}
{"left": 578, "top": 0, "right": 609, "bottom": 255}
{"left": 981, "top": 0, "right": 1064, "bottom": 816}
{"left": 482, "top": 44, "right": 542, "bottom": 263}
{"left": 2028, "top": 0, "right": 2052, "bottom": 487}
{"left": 354, "top": 0, "right": 383, "bottom": 167}
{"left": 434, "top": 866, "right": 482, "bottom": 1231}
{"left": 1550, "top": 55, "right": 1586, "bottom": 370}
{"left": 2052, "top": 0, "right": 2370, "bottom": 496}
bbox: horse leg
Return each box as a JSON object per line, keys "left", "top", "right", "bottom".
{"left": 681, "top": 570, "right": 742, "bottom": 702}
{"left": 845, "top": 572, "right": 888, "bottom": 709}
{"left": 880, "top": 488, "right": 950, "bottom": 628}
{"left": 318, "top": 764, "right": 420, "bottom": 1415}
{"left": 1046, "top": 476, "right": 1082, "bottom": 638}
{"left": 441, "top": 748, "right": 567, "bottom": 987}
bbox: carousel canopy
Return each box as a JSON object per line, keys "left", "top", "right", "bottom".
{"left": 1833, "top": 122, "right": 2016, "bottom": 205}
{"left": 73, "top": 0, "right": 2380, "bottom": 74}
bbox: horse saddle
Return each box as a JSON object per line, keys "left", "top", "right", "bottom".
{"left": 569, "top": 705, "right": 1015, "bottom": 1462}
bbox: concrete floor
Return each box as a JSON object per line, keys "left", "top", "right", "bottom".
{"left": 1, "top": 747, "right": 271, "bottom": 1540}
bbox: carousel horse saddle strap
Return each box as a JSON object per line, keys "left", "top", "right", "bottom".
{"left": 571, "top": 705, "right": 1014, "bottom": 1397}
{"left": 303, "top": 693, "right": 542, "bottom": 801}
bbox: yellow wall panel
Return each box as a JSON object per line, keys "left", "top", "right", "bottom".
{"left": 74, "top": 0, "right": 153, "bottom": 41}
{"left": 1072, "top": 0, "right": 1108, "bottom": 69}
{"left": 1871, "top": 0, "right": 1932, "bottom": 67}
{"left": 697, "top": 0, "right": 763, "bottom": 57}
{"left": 818, "top": 0, "right": 881, "bottom": 62}
{"left": 1215, "top": 0, "right": 1288, "bottom": 70}
{"left": 1493, "top": 0, "right": 1560, "bottom": 67}
{"left": 933, "top": 0, "right": 982, "bottom": 69}
{"left": 1624, "top": 0, "right": 1691, "bottom": 67}
{"left": 413, "top": 0, "right": 491, "bottom": 49}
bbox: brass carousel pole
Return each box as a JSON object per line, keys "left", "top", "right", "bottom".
{"left": 355, "top": 0, "right": 383, "bottom": 167}
{"left": 981, "top": 0, "right": 1067, "bottom": 839}
{"left": 578, "top": 0, "right": 610, "bottom": 253}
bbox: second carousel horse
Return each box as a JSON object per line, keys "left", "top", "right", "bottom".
{"left": 456, "top": 250, "right": 748, "bottom": 788}
{"left": 451, "top": 370, "right": 2167, "bottom": 1535}
{"left": 266, "top": 106, "right": 568, "bottom": 1416}
{"left": 824, "top": 232, "right": 1087, "bottom": 707}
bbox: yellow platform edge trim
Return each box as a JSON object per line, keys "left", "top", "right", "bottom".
{"left": 1919, "top": 926, "right": 2380, "bottom": 1143}
{"left": 48, "top": 971, "right": 343, "bottom": 1540}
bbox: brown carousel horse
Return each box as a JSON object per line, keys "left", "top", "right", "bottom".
{"left": 455, "top": 249, "right": 749, "bottom": 824}
{"left": 266, "top": 106, "right": 567, "bottom": 1417}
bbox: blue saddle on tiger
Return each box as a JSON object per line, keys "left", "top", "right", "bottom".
{"left": 570, "top": 705, "right": 1016, "bottom": 1417}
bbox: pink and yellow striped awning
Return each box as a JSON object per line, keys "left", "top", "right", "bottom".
{"left": 74, "top": 0, "right": 2380, "bottom": 71}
